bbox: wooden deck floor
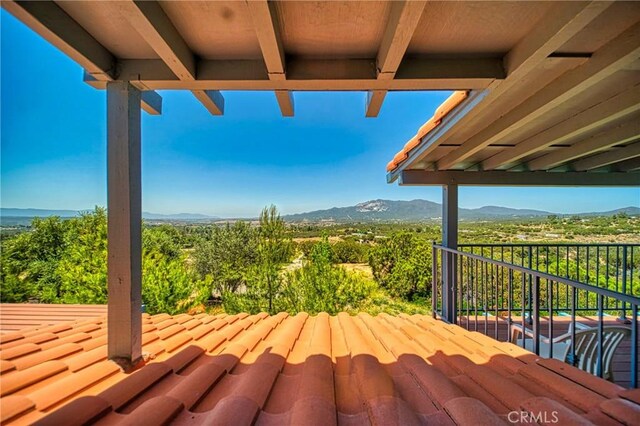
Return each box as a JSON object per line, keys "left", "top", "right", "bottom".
{"left": 457, "top": 314, "right": 638, "bottom": 388}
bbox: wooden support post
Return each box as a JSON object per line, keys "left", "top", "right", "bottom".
{"left": 107, "top": 81, "right": 142, "bottom": 371}
{"left": 442, "top": 184, "right": 458, "bottom": 323}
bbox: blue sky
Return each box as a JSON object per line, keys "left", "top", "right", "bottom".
{"left": 1, "top": 11, "right": 638, "bottom": 217}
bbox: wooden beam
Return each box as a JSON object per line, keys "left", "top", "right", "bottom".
{"left": 106, "top": 82, "right": 142, "bottom": 371}
{"left": 366, "top": 91, "right": 387, "bottom": 118}
{"left": 140, "top": 90, "right": 163, "bottom": 115}
{"left": 119, "top": 1, "right": 195, "bottom": 80}
{"left": 393, "top": 2, "right": 610, "bottom": 168}
{"left": 2, "top": 0, "right": 115, "bottom": 80}
{"left": 119, "top": 1, "right": 224, "bottom": 115}
{"left": 274, "top": 90, "right": 294, "bottom": 117}
{"left": 192, "top": 90, "right": 225, "bottom": 116}
{"left": 572, "top": 142, "right": 640, "bottom": 171}
{"left": 528, "top": 119, "right": 640, "bottom": 171}
{"left": 397, "top": 170, "right": 640, "bottom": 186}
{"left": 481, "top": 86, "right": 640, "bottom": 170}
{"left": 108, "top": 57, "right": 502, "bottom": 91}
{"left": 366, "top": 0, "right": 427, "bottom": 117}
{"left": 246, "top": 0, "right": 293, "bottom": 116}
{"left": 84, "top": 70, "right": 162, "bottom": 115}
{"left": 613, "top": 157, "right": 640, "bottom": 172}
{"left": 436, "top": 22, "right": 640, "bottom": 170}
{"left": 245, "top": 0, "right": 285, "bottom": 76}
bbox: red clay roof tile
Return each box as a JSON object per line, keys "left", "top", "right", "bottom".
{"left": 386, "top": 91, "right": 468, "bottom": 173}
{"left": 444, "top": 397, "right": 506, "bottom": 426}
{"left": 98, "top": 362, "right": 172, "bottom": 411}
{"left": 0, "top": 395, "right": 35, "bottom": 423}
{"left": 537, "top": 357, "right": 625, "bottom": 399}
{"left": 119, "top": 395, "right": 184, "bottom": 426}
{"left": 33, "top": 395, "right": 111, "bottom": 426}
{"left": 520, "top": 397, "right": 593, "bottom": 426}
{"left": 518, "top": 363, "right": 606, "bottom": 412}
{"left": 619, "top": 388, "right": 640, "bottom": 405}
{"left": 600, "top": 398, "right": 640, "bottom": 425}
{"left": 29, "top": 360, "right": 119, "bottom": 410}
{"left": 1, "top": 361, "right": 68, "bottom": 397}
{"left": 1, "top": 306, "right": 637, "bottom": 425}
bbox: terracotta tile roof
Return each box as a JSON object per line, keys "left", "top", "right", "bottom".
{"left": 0, "top": 310, "right": 637, "bottom": 425}
{"left": 386, "top": 90, "right": 468, "bottom": 173}
{"left": 0, "top": 304, "right": 108, "bottom": 334}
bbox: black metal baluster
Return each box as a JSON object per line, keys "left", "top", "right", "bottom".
{"left": 569, "top": 286, "right": 577, "bottom": 366}
{"left": 631, "top": 304, "right": 637, "bottom": 388}
{"left": 549, "top": 279, "right": 554, "bottom": 359}
{"left": 432, "top": 244, "right": 437, "bottom": 318}
{"left": 508, "top": 269, "right": 513, "bottom": 343}
{"left": 621, "top": 245, "right": 628, "bottom": 320}
{"left": 495, "top": 264, "right": 499, "bottom": 340}
{"left": 521, "top": 272, "right": 526, "bottom": 349}
{"left": 475, "top": 257, "right": 479, "bottom": 332}
{"left": 532, "top": 275, "right": 540, "bottom": 356}
{"left": 597, "top": 294, "right": 604, "bottom": 378}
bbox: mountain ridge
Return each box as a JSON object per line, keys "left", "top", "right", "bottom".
{"left": 2, "top": 202, "right": 638, "bottom": 223}
{"left": 0, "top": 208, "right": 217, "bottom": 220}
{"left": 283, "top": 199, "right": 639, "bottom": 222}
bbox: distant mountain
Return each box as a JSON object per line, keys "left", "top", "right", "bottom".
{"left": 0, "top": 208, "right": 218, "bottom": 221}
{"left": 283, "top": 199, "right": 640, "bottom": 223}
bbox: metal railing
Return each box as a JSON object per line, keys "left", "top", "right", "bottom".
{"left": 458, "top": 243, "right": 639, "bottom": 316}
{"left": 432, "top": 243, "right": 640, "bottom": 387}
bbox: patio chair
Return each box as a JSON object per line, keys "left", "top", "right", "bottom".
{"left": 510, "top": 322, "right": 631, "bottom": 381}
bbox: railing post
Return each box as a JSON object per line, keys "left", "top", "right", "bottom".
{"left": 620, "top": 245, "right": 628, "bottom": 321}
{"left": 432, "top": 243, "right": 437, "bottom": 318}
{"left": 532, "top": 275, "right": 540, "bottom": 355}
{"left": 442, "top": 184, "right": 458, "bottom": 323}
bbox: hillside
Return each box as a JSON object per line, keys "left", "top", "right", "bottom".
{"left": 283, "top": 199, "right": 639, "bottom": 223}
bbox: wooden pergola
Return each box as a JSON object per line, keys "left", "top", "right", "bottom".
{"left": 4, "top": 0, "right": 639, "bottom": 368}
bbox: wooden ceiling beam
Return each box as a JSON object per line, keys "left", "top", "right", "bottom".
{"left": 246, "top": 0, "right": 293, "bottom": 117}
{"left": 396, "top": 170, "right": 640, "bottom": 186}
{"left": 481, "top": 86, "right": 640, "bottom": 170}
{"left": 436, "top": 22, "right": 640, "bottom": 170}
{"left": 101, "top": 57, "right": 502, "bottom": 90}
{"left": 612, "top": 156, "right": 640, "bottom": 172}
{"left": 192, "top": 90, "right": 225, "bottom": 115}
{"left": 392, "top": 1, "right": 609, "bottom": 170}
{"left": 366, "top": 1, "right": 427, "bottom": 117}
{"left": 528, "top": 119, "right": 640, "bottom": 171}
{"left": 121, "top": 1, "right": 224, "bottom": 115}
{"left": 572, "top": 142, "right": 640, "bottom": 171}
{"left": 84, "top": 70, "right": 162, "bottom": 115}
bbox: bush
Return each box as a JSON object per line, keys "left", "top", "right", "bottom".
{"left": 223, "top": 238, "right": 375, "bottom": 315}
{"left": 368, "top": 231, "right": 432, "bottom": 300}
{"left": 193, "top": 221, "right": 258, "bottom": 295}
{"left": 332, "top": 239, "right": 369, "bottom": 263}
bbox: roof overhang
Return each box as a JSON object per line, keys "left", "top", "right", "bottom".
{"left": 386, "top": 4, "right": 640, "bottom": 186}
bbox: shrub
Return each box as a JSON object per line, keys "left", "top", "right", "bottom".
{"left": 368, "top": 231, "right": 432, "bottom": 300}
{"left": 193, "top": 221, "right": 258, "bottom": 295}
{"left": 332, "top": 239, "right": 369, "bottom": 263}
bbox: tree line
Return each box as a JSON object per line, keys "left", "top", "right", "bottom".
{"left": 1, "top": 206, "right": 434, "bottom": 315}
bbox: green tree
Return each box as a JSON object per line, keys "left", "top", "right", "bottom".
{"left": 368, "top": 231, "right": 432, "bottom": 300}
{"left": 193, "top": 221, "right": 258, "bottom": 295}
{"left": 58, "top": 208, "right": 108, "bottom": 304}
{"left": 0, "top": 216, "right": 68, "bottom": 302}
{"left": 222, "top": 206, "right": 293, "bottom": 314}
